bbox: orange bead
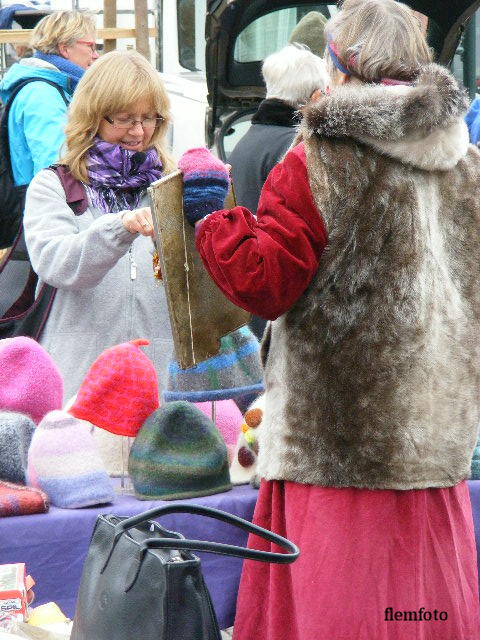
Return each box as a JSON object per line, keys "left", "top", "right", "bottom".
{"left": 244, "top": 407, "right": 263, "bottom": 428}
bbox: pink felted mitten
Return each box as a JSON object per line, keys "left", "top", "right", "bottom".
{"left": 178, "top": 147, "right": 229, "bottom": 225}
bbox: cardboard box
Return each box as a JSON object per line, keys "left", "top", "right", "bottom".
{"left": 0, "top": 563, "right": 27, "bottom": 622}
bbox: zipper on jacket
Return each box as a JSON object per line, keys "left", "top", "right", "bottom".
{"left": 127, "top": 244, "right": 136, "bottom": 340}
{"left": 129, "top": 246, "right": 137, "bottom": 280}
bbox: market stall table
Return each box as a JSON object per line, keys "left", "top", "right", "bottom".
{"left": 0, "top": 484, "right": 258, "bottom": 630}
{"left": 3, "top": 481, "right": 480, "bottom": 629}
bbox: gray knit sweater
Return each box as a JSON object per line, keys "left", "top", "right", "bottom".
{"left": 24, "top": 168, "right": 173, "bottom": 403}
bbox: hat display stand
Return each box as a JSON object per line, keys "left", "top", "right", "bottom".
{"left": 119, "top": 436, "right": 135, "bottom": 494}
{"left": 210, "top": 401, "right": 217, "bottom": 425}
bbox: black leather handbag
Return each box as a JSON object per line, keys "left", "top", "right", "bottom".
{"left": 71, "top": 503, "right": 299, "bottom": 640}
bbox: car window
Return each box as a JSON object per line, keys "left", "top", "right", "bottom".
{"left": 234, "top": 5, "right": 337, "bottom": 62}
{"left": 451, "top": 8, "right": 479, "bottom": 97}
{"left": 222, "top": 114, "right": 256, "bottom": 162}
{"left": 177, "top": 0, "right": 207, "bottom": 72}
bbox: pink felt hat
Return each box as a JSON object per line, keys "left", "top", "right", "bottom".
{"left": 0, "top": 337, "right": 63, "bottom": 424}
{"left": 194, "top": 399, "right": 243, "bottom": 463}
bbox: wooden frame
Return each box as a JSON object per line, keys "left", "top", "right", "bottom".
{"left": 0, "top": 27, "right": 158, "bottom": 45}
{"left": 148, "top": 171, "right": 250, "bottom": 370}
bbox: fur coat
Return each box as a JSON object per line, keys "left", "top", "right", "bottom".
{"left": 257, "top": 64, "right": 480, "bottom": 489}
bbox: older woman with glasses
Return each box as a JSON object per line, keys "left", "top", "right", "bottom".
{"left": 23, "top": 50, "right": 175, "bottom": 402}
{"left": 0, "top": 10, "right": 98, "bottom": 189}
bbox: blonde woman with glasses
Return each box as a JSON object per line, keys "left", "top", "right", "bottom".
{"left": 175, "top": 0, "right": 480, "bottom": 638}
{"left": 23, "top": 50, "right": 175, "bottom": 401}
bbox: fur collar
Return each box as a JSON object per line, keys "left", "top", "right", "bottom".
{"left": 252, "top": 98, "right": 299, "bottom": 127}
{"left": 302, "top": 64, "right": 470, "bottom": 170}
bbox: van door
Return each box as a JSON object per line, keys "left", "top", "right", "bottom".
{"left": 204, "top": 0, "right": 480, "bottom": 158}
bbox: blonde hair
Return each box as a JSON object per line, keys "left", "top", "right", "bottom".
{"left": 30, "top": 10, "right": 97, "bottom": 54}
{"left": 325, "top": 0, "right": 433, "bottom": 83}
{"left": 61, "top": 50, "right": 175, "bottom": 182}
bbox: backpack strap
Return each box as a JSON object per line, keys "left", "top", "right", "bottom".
{"left": 4, "top": 77, "right": 69, "bottom": 112}
{"left": 49, "top": 164, "right": 88, "bottom": 215}
{"left": 1, "top": 77, "right": 69, "bottom": 180}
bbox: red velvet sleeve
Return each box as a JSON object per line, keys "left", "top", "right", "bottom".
{"left": 195, "top": 143, "right": 328, "bottom": 320}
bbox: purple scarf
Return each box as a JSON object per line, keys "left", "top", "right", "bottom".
{"left": 85, "top": 138, "right": 163, "bottom": 213}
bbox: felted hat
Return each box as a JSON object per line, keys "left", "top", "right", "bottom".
{"left": 0, "top": 411, "right": 35, "bottom": 484}
{"left": 129, "top": 401, "right": 232, "bottom": 500}
{"left": 68, "top": 339, "right": 159, "bottom": 437}
{"left": 0, "top": 337, "right": 63, "bottom": 424}
{"left": 92, "top": 427, "right": 131, "bottom": 477}
{"left": 288, "top": 11, "right": 328, "bottom": 58}
{"left": 164, "top": 326, "right": 264, "bottom": 402}
{"left": 66, "top": 395, "right": 135, "bottom": 478}
{"left": 471, "top": 433, "right": 480, "bottom": 479}
{"left": 229, "top": 395, "right": 265, "bottom": 485}
{"left": 194, "top": 399, "right": 243, "bottom": 463}
{"left": 27, "top": 410, "right": 115, "bottom": 509}
{"left": 0, "top": 480, "right": 49, "bottom": 517}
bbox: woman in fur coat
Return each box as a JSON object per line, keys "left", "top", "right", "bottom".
{"left": 178, "top": 0, "right": 480, "bottom": 637}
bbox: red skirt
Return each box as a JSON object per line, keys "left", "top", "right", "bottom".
{"left": 233, "top": 480, "right": 480, "bottom": 640}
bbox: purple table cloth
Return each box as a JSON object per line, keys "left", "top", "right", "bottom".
{"left": 0, "top": 484, "right": 258, "bottom": 630}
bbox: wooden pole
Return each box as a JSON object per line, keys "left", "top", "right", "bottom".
{"left": 134, "top": 0, "right": 150, "bottom": 60}
{"left": 103, "top": 0, "right": 117, "bottom": 53}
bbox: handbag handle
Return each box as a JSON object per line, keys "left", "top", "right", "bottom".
{"left": 119, "top": 504, "right": 299, "bottom": 591}
{"left": 118, "top": 503, "right": 298, "bottom": 562}
{"left": 104, "top": 503, "right": 299, "bottom": 586}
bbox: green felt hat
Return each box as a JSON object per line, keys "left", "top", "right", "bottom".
{"left": 128, "top": 401, "right": 232, "bottom": 500}
{"left": 289, "top": 11, "right": 328, "bottom": 58}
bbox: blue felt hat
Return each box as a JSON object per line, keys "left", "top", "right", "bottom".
{"left": 163, "top": 326, "right": 264, "bottom": 403}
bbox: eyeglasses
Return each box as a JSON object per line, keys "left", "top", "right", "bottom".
{"left": 76, "top": 40, "right": 99, "bottom": 53}
{"left": 104, "top": 115, "right": 164, "bottom": 130}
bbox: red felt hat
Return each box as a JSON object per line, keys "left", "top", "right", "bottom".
{"left": 68, "top": 339, "right": 159, "bottom": 437}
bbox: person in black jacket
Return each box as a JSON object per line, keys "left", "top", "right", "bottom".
{"left": 229, "top": 43, "right": 329, "bottom": 338}
{"left": 229, "top": 44, "right": 329, "bottom": 216}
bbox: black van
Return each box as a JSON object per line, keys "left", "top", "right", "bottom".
{"left": 189, "top": 0, "right": 479, "bottom": 159}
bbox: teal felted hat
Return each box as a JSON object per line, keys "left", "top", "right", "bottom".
{"left": 163, "top": 326, "right": 264, "bottom": 402}
{"left": 471, "top": 433, "right": 480, "bottom": 479}
{"left": 128, "top": 401, "right": 232, "bottom": 500}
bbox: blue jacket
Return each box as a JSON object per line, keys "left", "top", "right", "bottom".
{"left": 466, "top": 97, "right": 480, "bottom": 145}
{"left": 0, "top": 59, "right": 73, "bottom": 186}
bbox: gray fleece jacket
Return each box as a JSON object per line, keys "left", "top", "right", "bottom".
{"left": 24, "top": 168, "right": 173, "bottom": 403}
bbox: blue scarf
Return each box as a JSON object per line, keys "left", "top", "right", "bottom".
{"left": 33, "top": 51, "right": 85, "bottom": 91}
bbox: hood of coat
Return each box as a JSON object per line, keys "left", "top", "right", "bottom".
{"left": 301, "top": 64, "right": 470, "bottom": 171}
{"left": 0, "top": 59, "right": 71, "bottom": 102}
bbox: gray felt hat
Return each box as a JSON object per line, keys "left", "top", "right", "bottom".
{"left": 0, "top": 411, "right": 35, "bottom": 484}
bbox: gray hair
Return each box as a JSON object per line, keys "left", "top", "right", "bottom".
{"left": 263, "top": 44, "right": 330, "bottom": 107}
{"left": 325, "top": 0, "right": 433, "bottom": 83}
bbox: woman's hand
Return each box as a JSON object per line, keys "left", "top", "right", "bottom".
{"left": 122, "top": 207, "right": 154, "bottom": 236}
